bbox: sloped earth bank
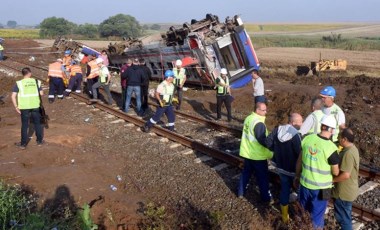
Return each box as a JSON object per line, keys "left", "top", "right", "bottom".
{"left": 0, "top": 39, "right": 379, "bottom": 229}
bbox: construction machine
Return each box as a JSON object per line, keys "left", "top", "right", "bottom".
{"left": 310, "top": 53, "right": 347, "bottom": 75}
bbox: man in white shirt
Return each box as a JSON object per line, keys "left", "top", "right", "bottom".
{"left": 252, "top": 69, "right": 266, "bottom": 104}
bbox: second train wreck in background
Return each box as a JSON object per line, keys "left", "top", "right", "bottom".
{"left": 53, "top": 14, "right": 260, "bottom": 88}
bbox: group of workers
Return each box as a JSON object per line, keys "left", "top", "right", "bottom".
{"left": 238, "top": 85, "right": 359, "bottom": 229}
{"left": 12, "top": 47, "right": 359, "bottom": 229}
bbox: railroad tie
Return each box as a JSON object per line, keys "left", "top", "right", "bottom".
{"left": 180, "top": 149, "right": 193, "bottom": 155}
{"left": 358, "top": 181, "right": 379, "bottom": 195}
{"left": 169, "top": 143, "right": 181, "bottom": 149}
{"left": 106, "top": 114, "right": 115, "bottom": 119}
{"left": 160, "top": 138, "right": 169, "bottom": 143}
{"left": 194, "top": 156, "right": 212, "bottom": 164}
{"left": 124, "top": 123, "right": 135, "bottom": 127}
{"left": 91, "top": 108, "right": 100, "bottom": 112}
{"left": 110, "top": 119, "right": 125, "bottom": 124}
{"left": 212, "top": 163, "right": 228, "bottom": 171}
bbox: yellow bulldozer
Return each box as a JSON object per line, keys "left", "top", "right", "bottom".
{"left": 310, "top": 53, "right": 347, "bottom": 75}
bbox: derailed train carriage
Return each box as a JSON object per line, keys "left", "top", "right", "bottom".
{"left": 107, "top": 14, "right": 260, "bottom": 88}
{"left": 53, "top": 14, "right": 260, "bottom": 89}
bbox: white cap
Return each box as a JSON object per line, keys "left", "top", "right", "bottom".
{"left": 320, "top": 115, "right": 336, "bottom": 129}
{"left": 175, "top": 59, "right": 182, "bottom": 66}
{"left": 95, "top": 57, "right": 103, "bottom": 64}
{"left": 220, "top": 68, "right": 227, "bottom": 75}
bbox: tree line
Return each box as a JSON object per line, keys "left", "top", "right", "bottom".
{"left": 38, "top": 14, "right": 161, "bottom": 39}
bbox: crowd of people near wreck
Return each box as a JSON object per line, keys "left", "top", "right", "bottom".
{"left": 12, "top": 49, "right": 358, "bottom": 230}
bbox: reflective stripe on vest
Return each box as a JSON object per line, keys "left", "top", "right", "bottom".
{"left": 308, "top": 110, "right": 324, "bottom": 134}
{"left": 69, "top": 65, "right": 82, "bottom": 76}
{"left": 300, "top": 134, "right": 338, "bottom": 189}
{"left": 87, "top": 60, "right": 99, "bottom": 79}
{"left": 329, "top": 103, "right": 343, "bottom": 142}
{"left": 216, "top": 76, "right": 229, "bottom": 96}
{"left": 173, "top": 67, "right": 185, "bottom": 86}
{"left": 48, "top": 62, "right": 64, "bottom": 78}
{"left": 239, "top": 112, "right": 273, "bottom": 160}
{"left": 159, "top": 81, "right": 174, "bottom": 106}
{"left": 16, "top": 78, "right": 40, "bottom": 110}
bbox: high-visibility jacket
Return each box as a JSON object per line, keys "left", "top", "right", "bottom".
{"left": 99, "top": 66, "right": 109, "bottom": 83}
{"left": 68, "top": 65, "right": 82, "bottom": 77}
{"left": 216, "top": 76, "right": 229, "bottom": 96}
{"left": 324, "top": 103, "right": 344, "bottom": 142}
{"left": 63, "top": 56, "right": 72, "bottom": 66}
{"left": 240, "top": 112, "right": 273, "bottom": 160}
{"left": 0, "top": 44, "right": 4, "bottom": 51}
{"left": 172, "top": 67, "right": 186, "bottom": 87}
{"left": 300, "top": 134, "right": 338, "bottom": 190}
{"left": 158, "top": 80, "right": 175, "bottom": 106}
{"left": 87, "top": 60, "right": 99, "bottom": 79}
{"left": 16, "top": 78, "right": 41, "bottom": 110}
{"left": 307, "top": 110, "right": 324, "bottom": 135}
{"left": 48, "top": 62, "right": 64, "bottom": 78}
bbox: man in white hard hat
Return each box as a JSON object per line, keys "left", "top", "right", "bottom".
{"left": 90, "top": 58, "right": 113, "bottom": 105}
{"left": 172, "top": 59, "right": 187, "bottom": 110}
{"left": 294, "top": 115, "right": 340, "bottom": 229}
{"left": 215, "top": 68, "right": 232, "bottom": 122}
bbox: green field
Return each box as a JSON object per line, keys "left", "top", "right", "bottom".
{"left": 244, "top": 24, "right": 348, "bottom": 32}
{"left": 0, "top": 29, "right": 40, "bottom": 39}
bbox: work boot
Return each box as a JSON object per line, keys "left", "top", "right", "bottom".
{"left": 141, "top": 123, "right": 151, "bottom": 133}
{"left": 281, "top": 205, "right": 289, "bottom": 224}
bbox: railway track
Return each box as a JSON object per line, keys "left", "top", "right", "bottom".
{"left": 1, "top": 60, "right": 380, "bottom": 223}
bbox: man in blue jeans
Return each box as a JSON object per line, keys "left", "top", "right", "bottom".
{"left": 266, "top": 113, "right": 303, "bottom": 223}
{"left": 11, "top": 67, "right": 44, "bottom": 149}
{"left": 123, "top": 58, "right": 144, "bottom": 115}
{"left": 238, "top": 102, "right": 273, "bottom": 203}
{"left": 332, "top": 128, "right": 359, "bottom": 230}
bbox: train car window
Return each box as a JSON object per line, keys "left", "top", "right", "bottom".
{"left": 158, "top": 62, "right": 165, "bottom": 72}
{"left": 150, "top": 62, "right": 158, "bottom": 75}
{"left": 167, "top": 62, "right": 174, "bottom": 69}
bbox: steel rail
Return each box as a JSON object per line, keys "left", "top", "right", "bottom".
{"left": 2, "top": 60, "right": 380, "bottom": 222}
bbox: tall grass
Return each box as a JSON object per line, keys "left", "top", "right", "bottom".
{"left": 0, "top": 29, "right": 40, "bottom": 39}
{"left": 251, "top": 35, "right": 380, "bottom": 51}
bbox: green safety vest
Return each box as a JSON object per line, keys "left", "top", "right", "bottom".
{"left": 99, "top": 66, "right": 108, "bottom": 83}
{"left": 326, "top": 103, "right": 343, "bottom": 142}
{"left": 216, "top": 76, "right": 229, "bottom": 96}
{"left": 0, "top": 44, "right": 3, "bottom": 51}
{"left": 16, "top": 78, "right": 41, "bottom": 110}
{"left": 239, "top": 112, "right": 273, "bottom": 160}
{"left": 173, "top": 67, "right": 186, "bottom": 86}
{"left": 307, "top": 110, "right": 324, "bottom": 135}
{"left": 300, "top": 134, "right": 338, "bottom": 190}
{"left": 158, "top": 81, "right": 175, "bottom": 106}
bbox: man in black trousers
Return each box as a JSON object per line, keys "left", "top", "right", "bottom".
{"left": 139, "top": 58, "right": 152, "bottom": 114}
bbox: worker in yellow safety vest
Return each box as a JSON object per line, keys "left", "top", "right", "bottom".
{"left": 294, "top": 115, "right": 340, "bottom": 229}
{"left": 0, "top": 38, "right": 4, "bottom": 61}
{"left": 319, "top": 86, "right": 346, "bottom": 142}
{"left": 172, "top": 59, "right": 187, "bottom": 110}
{"left": 11, "top": 67, "right": 44, "bottom": 149}
{"left": 215, "top": 68, "right": 232, "bottom": 122}
{"left": 299, "top": 98, "right": 325, "bottom": 137}
{"left": 48, "top": 58, "right": 65, "bottom": 103}
{"left": 237, "top": 102, "right": 273, "bottom": 202}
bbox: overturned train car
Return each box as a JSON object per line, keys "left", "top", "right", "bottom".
{"left": 107, "top": 14, "right": 260, "bottom": 88}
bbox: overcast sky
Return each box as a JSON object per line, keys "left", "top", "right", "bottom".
{"left": 1, "top": 0, "right": 380, "bottom": 26}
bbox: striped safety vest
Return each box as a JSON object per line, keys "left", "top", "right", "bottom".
{"left": 300, "top": 134, "right": 338, "bottom": 190}
{"left": 48, "top": 62, "right": 64, "bottom": 78}
{"left": 216, "top": 76, "right": 230, "bottom": 96}
{"left": 68, "top": 65, "right": 82, "bottom": 77}
{"left": 172, "top": 67, "right": 186, "bottom": 87}
{"left": 158, "top": 81, "right": 175, "bottom": 106}
{"left": 307, "top": 110, "right": 324, "bottom": 135}
{"left": 16, "top": 78, "right": 41, "bottom": 110}
{"left": 87, "top": 60, "right": 99, "bottom": 79}
{"left": 322, "top": 103, "right": 344, "bottom": 142}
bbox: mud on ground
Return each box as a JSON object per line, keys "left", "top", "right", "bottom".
{"left": 0, "top": 39, "right": 379, "bottom": 229}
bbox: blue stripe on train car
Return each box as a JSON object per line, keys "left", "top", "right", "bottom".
{"left": 230, "top": 30, "right": 260, "bottom": 89}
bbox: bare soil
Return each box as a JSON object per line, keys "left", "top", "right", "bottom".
{"left": 0, "top": 39, "right": 379, "bottom": 229}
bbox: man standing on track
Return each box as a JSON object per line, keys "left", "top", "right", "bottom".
{"left": 215, "top": 68, "right": 232, "bottom": 122}
{"left": 85, "top": 55, "right": 100, "bottom": 98}
{"left": 120, "top": 59, "right": 132, "bottom": 110}
{"left": 139, "top": 58, "right": 152, "bottom": 114}
{"left": 332, "top": 128, "right": 359, "bottom": 230}
{"left": 90, "top": 58, "right": 113, "bottom": 105}
{"left": 142, "top": 70, "right": 175, "bottom": 132}
{"left": 124, "top": 58, "right": 143, "bottom": 115}
{"left": 294, "top": 115, "right": 340, "bottom": 229}
{"left": 11, "top": 67, "right": 44, "bottom": 149}
{"left": 266, "top": 113, "right": 303, "bottom": 223}
{"left": 47, "top": 58, "right": 65, "bottom": 103}
{"left": 238, "top": 102, "right": 273, "bottom": 203}
{"left": 172, "top": 59, "right": 187, "bottom": 110}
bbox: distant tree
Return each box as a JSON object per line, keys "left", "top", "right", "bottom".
{"left": 39, "top": 17, "right": 76, "bottom": 38}
{"left": 7, "top": 20, "right": 17, "bottom": 28}
{"left": 259, "top": 25, "right": 264, "bottom": 31}
{"left": 99, "top": 14, "right": 142, "bottom": 38}
{"left": 74, "top": 24, "right": 99, "bottom": 38}
{"left": 150, "top": 24, "right": 161, "bottom": 30}
{"left": 142, "top": 24, "right": 149, "bottom": 30}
